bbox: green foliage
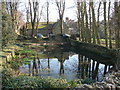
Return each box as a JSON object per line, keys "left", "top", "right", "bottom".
{"left": 2, "top": 69, "right": 82, "bottom": 89}
{"left": 2, "top": 12, "right": 17, "bottom": 47}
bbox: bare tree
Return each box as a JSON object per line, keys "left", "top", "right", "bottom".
{"left": 97, "top": 1, "right": 102, "bottom": 45}
{"left": 29, "top": 0, "right": 39, "bottom": 37}
{"left": 90, "top": 2, "right": 96, "bottom": 44}
{"left": 89, "top": 2, "right": 92, "bottom": 43}
{"left": 77, "top": 0, "right": 81, "bottom": 40}
{"left": 84, "top": 2, "right": 91, "bottom": 43}
{"left": 55, "top": 0, "right": 65, "bottom": 34}
{"left": 35, "top": 4, "right": 44, "bottom": 35}
{"left": 25, "top": 4, "right": 30, "bottom": 31}
{"left": 104, "top": 0, "right": 108, "bottom": 47}
{"left": 108, "top": 1, "right": 112, "bottom": 48}
{"left": 80, "top": 2, "right": 85, "bottom": 42}
{"left": 114, "top": 1, "right": 120, "bottom": 48}
{"left": 90, "top": 2, "right": 100, "bottom": 44}
{"left": 46, "top": 0, "right": 49, "bottom": 26}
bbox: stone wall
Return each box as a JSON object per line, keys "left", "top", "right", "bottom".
{"left": 76, "top": 71, "right": 120, "bottom": 90}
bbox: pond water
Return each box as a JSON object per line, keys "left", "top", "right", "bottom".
{"left": 19, "top": 47, "right": 114, "bottom": 81}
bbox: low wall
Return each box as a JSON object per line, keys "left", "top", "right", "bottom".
{"left": 69, "top": 39, "right": 118, "bottom": 65}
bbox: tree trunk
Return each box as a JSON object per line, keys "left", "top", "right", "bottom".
{"left": 84, "top": 2, "right": 91, "bottom": 43}
{"left": 29, "top": 1, "right": 39, "bottom": 38}
{"left": 108, "top": 2, "right": 112, "bottom": 48}
{"left": 104, "top": 1, "right": 108, "bottom": 47}
{"left": 97, "top": 2, "right": 102, "bottom": 45}
{"left": 90, "top": 2, "right": 101, "bottom": 45}
{"left": 60, "top": 16, "right": 63, "bottom": 34}
{"left": 90, "top": 2, "right": 96, "bottom": 44}
{"left": 114, "top": 1, "right": 120, "bottom": 48}
{"left": 89, "top": 3, "right": 92, "bottom": 43}
{"left": 81, "top": 2, "right": 85, "bottom": 42}
{"left": 56, "top": 0, "right": 65, "bottom": 35}
{"left": 77, "top": 1, "right": 81, "bottom": 41}
{"left": 46, "top": 1, "right": 49, "bottom": 34}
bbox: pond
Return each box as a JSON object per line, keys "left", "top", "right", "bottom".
{"left": 19, "top": 47, "right": 114, "bottom": 82}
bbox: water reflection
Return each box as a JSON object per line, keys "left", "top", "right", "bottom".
{"left": 20, "top": 48, "right": 115, "bottom": 81}
{"left": 32, "top": 57, "right": 38, "bottom": 76}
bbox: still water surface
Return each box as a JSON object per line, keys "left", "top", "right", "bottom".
{"left": 20, "top": 48, "right": 113, "bottom": 81}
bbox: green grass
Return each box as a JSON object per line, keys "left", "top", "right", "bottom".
{"left": 27, "top": 22, "right": 55, "bottom": 29}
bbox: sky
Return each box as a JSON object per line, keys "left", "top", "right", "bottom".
{"left": 19, "top": 0, "right": 77, "bottom": 22}
{"left": 18, "top": 0, "right": 119, "bottom": 22}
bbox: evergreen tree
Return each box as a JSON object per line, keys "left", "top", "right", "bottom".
{"left": 2, "top": 10, "right": 17, "bottom": 47}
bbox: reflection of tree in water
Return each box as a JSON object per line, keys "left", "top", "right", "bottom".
{"left": 48, "top": 58, "right": 50, "bottom": 70}
{"left": 32, "top": 56, "right": 38, "bottom": 76}
{"left": 29, "top": 55, "right": 51, "bottom": 76}
{"left": 47, "top": 50, "right": 71, "bottom": 75}
{"left": 57, "top": 52, "right": 65, "bottom": 75}
{"left": 28, "top": 63, "right": 31, "bottom": 76}
{"left": 77, "top": 54, "right": 113, "bottom": 81}
{"left": 59, "top": 59, "right": 64, "bottom": 75}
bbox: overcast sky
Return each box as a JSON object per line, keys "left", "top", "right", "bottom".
{"left": 18, "top": 0, "right": 119, "bottom": 22}
{"left": 18, "top": 0, "right": 77, "bottom": 22}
